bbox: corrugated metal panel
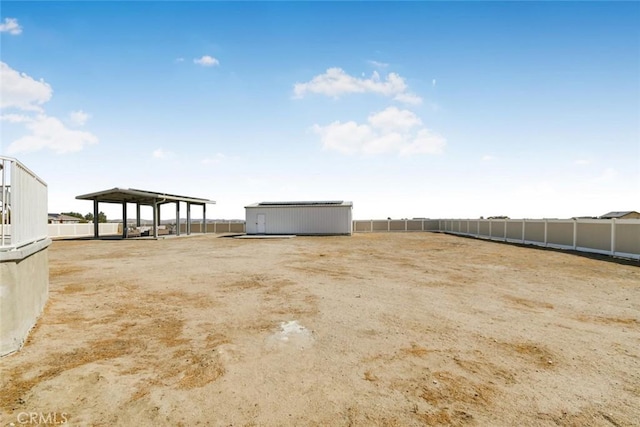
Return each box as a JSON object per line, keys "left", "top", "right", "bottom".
{"left": 246, "top": 204, "right": 352, "bottom": 235}
{"left": 257, "top": 201, "right": 344, "bottom": 206}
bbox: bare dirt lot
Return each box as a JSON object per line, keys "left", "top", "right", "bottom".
{"left": 1, "top": 232, "right": 639, "bottom": 426}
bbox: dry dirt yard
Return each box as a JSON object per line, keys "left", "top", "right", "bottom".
{"left": 1, "top": 232, "right": 639, "bottom": 426}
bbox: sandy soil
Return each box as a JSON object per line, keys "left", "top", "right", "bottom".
{"left": 1, "top": 232, "right": 639, "bottom": 426}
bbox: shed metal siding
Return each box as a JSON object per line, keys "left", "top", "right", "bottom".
{"left": 246, "top": 204, "right": 352, "bottom": 235}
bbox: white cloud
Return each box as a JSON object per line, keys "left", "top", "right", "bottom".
{"left": 175, "top": 57, "right": 185, "bottom": 63}
{"left": 0, "top": 18, "right": 22, "bottom": 35}
{"left": 482, "top": 155, "right": 495, "bottom": 161}
{"left": 367, "top": 106, "right": 422, "bottom": 132}
{"left": 6, "top": 114, "right": 98, "bottom": 154}
{"left": 312, "top": 106, "right": 445, "bottom": 156}
{"left": 574, "top": 159, "right": 591, "bottom": 166}
{"left": 1, "top": 63, "right": 98, "bottom": 155}
{"left": 312, "top": 121, "right": 374, "bottom": 155}
{"left": 400, "top": 129, "right": 446, "bottom": 156}
{"left": 0, "top": 113, "right": 31, "bottom": 123}
{"left": 0, "top": 62, "right": 52, "bottom": 111}
{"left": 152, "top": 148, "right": 172, "bottom": 159}
{"left": 68, "top": 110, "right": 90, "bottom": 126}
{"left": 432, "top": 79, "right": 437, "bottom": 87}
{"left": 194, "top": 55, "right": 219, "bottom": 67}
{"left": 391, "top": 92, "right": 423, "bottom": 106}
{"left": 293, "top": 68, "right": 422, "bottom": 105}
{"left": 368, "top": 60, "right": 389, "bottom": 68}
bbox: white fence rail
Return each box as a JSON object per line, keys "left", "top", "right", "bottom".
{"left": 24, "top": 213, "right": 639, "bottom": 261}
{"left": 353, "top": 219, "right": 441, "bottom": 233}
{"left": 1, "top": 156, "right": 49, "bottom": 251}
{"left": 48, "top": 223, "right": 120, "bottom": 239}
{"left": 178, "top": 221, "right": 247, "bottom": 234}
{"left": 438, "top": 218, "right": 639, "bottom": 260}
{"left": 47, "top": 222, "right": 243, "bottom": 238}
{"left": 353, "top": 218, "right": 640, "bottom": 260}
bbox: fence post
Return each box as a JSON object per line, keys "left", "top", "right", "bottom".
{"left": 573, "top": 220, "right": 577, "bottom": 250}
{"left": 611, "top": 219, "right": 616, "bottom": 255}
{"left": 503, "top": 220, "right": 507, "bottom": 242}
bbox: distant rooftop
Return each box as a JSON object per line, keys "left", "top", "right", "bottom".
{"left": 48, "top": 213, "right": 83, "bottom": 222}
{"left": 599, "top": 211, "right": 640, "bottom": 219}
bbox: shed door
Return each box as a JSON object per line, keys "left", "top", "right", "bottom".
{"left": 257, "top": 214, "right": 266, "bottom": 234}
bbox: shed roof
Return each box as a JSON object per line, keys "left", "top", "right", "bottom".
{"left": 599, "top": 211, "right": 639, "bottom": 219}
{"left": 76, "top": 188, "right": 216, "bottom": 205}
{"left": 245, "top": 201, "right": 352, "bottom": 208}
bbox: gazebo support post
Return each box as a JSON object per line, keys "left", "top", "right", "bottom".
{"left": 122, "top": 202, "right": 128, "bottom": 239}
{"left": 93, "top": 199, "right": 99, "bottom": 238}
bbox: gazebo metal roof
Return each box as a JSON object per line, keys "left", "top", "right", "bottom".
{"left": 76, "top": 187, "right": 216, "bottom": 205}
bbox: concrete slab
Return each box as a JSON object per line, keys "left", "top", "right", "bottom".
{"left": 234, "top": 235, "right": 296, "bottom": 239}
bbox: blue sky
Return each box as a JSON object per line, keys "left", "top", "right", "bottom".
{"left": 1, "top": 1, "right": 638, "bottom": 220}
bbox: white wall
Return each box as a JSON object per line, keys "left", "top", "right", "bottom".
{"left": 246, "top": 206, "right": 352, "bottom": 235}
{"left": 47, "top": 223, "right": 120, "bottom": 238}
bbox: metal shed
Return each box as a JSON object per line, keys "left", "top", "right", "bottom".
{"left": 245, "top": 201, "right": 353, "bottom": 235}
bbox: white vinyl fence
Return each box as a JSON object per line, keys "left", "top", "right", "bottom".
{"left": 353, "top": 219, "right": 441, "bottom": 233}
{"left": 178, "top": 221, "right": 246, "bottom": 234}
{"left": 38, "top": 214, "right": 640, "bottom": 261}
{"left": 438, "top": 218, "right": 639, "bottom": 260}
{"left": 48, "top": 223, "right": 120, "bottom": 239}
{"left": 48, "top": 221, "right": 245, "bottom": 238}
{"left": 353, "top": 218, "right": 640, "bottom": 260}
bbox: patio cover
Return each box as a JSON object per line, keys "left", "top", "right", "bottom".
{"left": 76, "top": 187, "right": 216, "bottom": 239}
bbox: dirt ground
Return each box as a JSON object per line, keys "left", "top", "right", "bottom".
{"left": 1, "top": 232, "right": 639, "bottom": 426}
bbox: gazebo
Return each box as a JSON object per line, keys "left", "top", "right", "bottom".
{"left": 76, "top": 188, "right": 216, "bottom": 239}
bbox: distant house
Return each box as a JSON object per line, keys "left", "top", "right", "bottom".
{"left": 48, "top": 213, "right": 83, "bottom": 224}
{"left": 599, "top": 211, "right": 640, "bottom": 220}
